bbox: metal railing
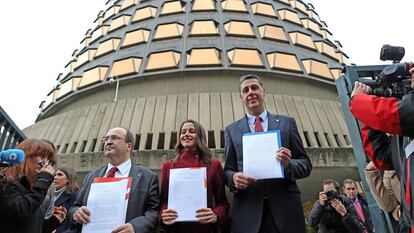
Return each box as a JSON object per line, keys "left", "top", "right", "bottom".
{"left": 0, "top": 105, "right": 26, "bottom": 150}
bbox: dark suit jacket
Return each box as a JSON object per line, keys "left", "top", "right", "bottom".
{"left": 68, "top": 164, "right": 160, "bottom": 233}
{"left": 224, "top": 112, "right": 312, "bottom": 233}
{"left": 55, "top": 191, "right": 78, "bottom": 233}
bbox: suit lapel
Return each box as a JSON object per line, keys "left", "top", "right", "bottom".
{"left": 237, "top": 115, "right": 251, "bottom": 135}
{"left": 267, "top": 112, "right": 281, "bottom": 131}
{"left": 128, "top": 165, "right": 142, "bottom": 194}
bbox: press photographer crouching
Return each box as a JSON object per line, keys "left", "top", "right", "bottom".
{"left": 350, "top": 46, "right": 414, "bottom": 231}
{"left": 308, "top": 179, "right": 366, "bottom": 233}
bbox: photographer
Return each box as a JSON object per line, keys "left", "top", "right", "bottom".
{"left": 308, "top": 179, "right": 365, "bottom": 233}
{"left": 350, "top": 67, "right": 414, "bottom": 231}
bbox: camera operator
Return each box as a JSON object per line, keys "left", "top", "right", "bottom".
{"left": 350, "top": 67, "right": 414, "bottom": 231}
{"left": 308, "top": 179, "right": 365, "bottom": 233}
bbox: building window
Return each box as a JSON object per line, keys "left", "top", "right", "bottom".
{"left": 75, "top": 49, "right": 97, "bottom": 70}
{"left": 56, "top": 77, "right": 81, "bottom": 100}
{"left": 103, "top": 5, "right": 121, "bottom": 22}
{"left": 278, "top": 9, "right": 302, "bottom": 26}
{"left": 224, "top": 21, "right": 254, "bottom": 37}
{"left": 258, "top": 24, "right": 288, "bottom": 42}
{"left": 301, "top": 18, "right": 322, "bottom": 36}
{"left": 221, "top": 0, "right": 247, "bottom": 13}
{"left": 95, "top": 11, "right": 105, "bottom": 25}
{"left": 78, "top": 66, "right": 109, "bottom": 88}
{"left": 330, "top": 68, "right": 342, "bottom": 80}
{"left": 62, "top": 59, "right": 77, "bottom": 78}
{"left": 161, "top": 1, "right": 185, "bottom": 16}
{"left": 81, "top": 36, "right": 91, "bottom": 49}
{"left": 307, "top": 9, "right": 320, "bottom": 22}
{"left": 251, "top": 2, "right": 276, "bottom": 17}
{"left": 187, "top": 48, "right": 221, "bottom": 67}
{"left": 110, "top": 57, "right": 142, "bottom": 77}
{"left": 320, "top": 28, "right": 334, "bottom": 41}
{"left": 146, "top": 51, "right": 181, "bottom": 71}
{"left": 192, "top": 0, "right": 215, "bottom": 11}
{"left": 95, "top": 38, "right": 121, "bottom": 58}
{"left": 289, "top": 0, "right": 308, "bottom": 15}
{"left": 132, "top": 6, "right": 157, "bottom": 23}
{"left": 120, "top": 0, "right": 138, "bottom": 11}
{"left": 108, "top": 14, "right": 131, "bottom": 33}
{"left": 301, "top": 59, "right": 333, "bottom": 79}
{"left": 336, "top": 51, "right": 351, "bottom": 66}
{"left": 154, "top": 23, "right": 184, "bottom": 40}
{"left": 90, "top": 25, "right": 110, "bottom": 44}
{"left": 227, "top": 48, "right": 263, "bottom": 67}
{"left": 267, "top": 51, "right": 302, "bottom": 72}
{"left": 41, "top": 90, "right": 57, "bottom": 110}
{"left": 315, "top": 41, "right": 338, "bottom": 60}
{"left": 122, "top": 28, "right": 150, "bottom": 48}
{"left": 189, "top": 20, "right": 219, "bottom": 36}
{"left": 288, "top": 31, "right": 316, "bottom": 51}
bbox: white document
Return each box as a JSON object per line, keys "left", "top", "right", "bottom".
{"left": 82, "top": 178, "right": 131, "bottom": 233}
{"left": 243, "top": 130, "right": 284, "bottom": 179}
{"left": 168, "top": 167, "right": 207, "bottom": 222}
{"left": 405, "top": 140, "right": 414, "bottom": 159}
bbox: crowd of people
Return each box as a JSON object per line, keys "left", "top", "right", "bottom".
{"left": 1, "top": 70, "right": 414, "bottom": 233}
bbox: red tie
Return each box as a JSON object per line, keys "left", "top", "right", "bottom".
{"left": 255, "top": 116, "right": 264, "bottom": 132}
{"left": 353, "top": 200, "right": 365, "bottom": 222}
{"left": 107, "top": 167, "right": 118, "bottom": 178}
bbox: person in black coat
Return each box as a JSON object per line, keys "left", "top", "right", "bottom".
{"left": 308, "top": 179, "right": 365, "bottom": 233}
{"left": 54, "top": 167, "right": 80, "bottom": 233}
{"left": 0, "top": 139, "right": 66, "bottom": 233}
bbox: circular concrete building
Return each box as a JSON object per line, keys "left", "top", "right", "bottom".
{"left": 24, "top": 0, "right": 357, "bottom": 200}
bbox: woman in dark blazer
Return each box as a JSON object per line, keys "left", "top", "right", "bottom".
{"left": 160, "top": 120, "right": 229, "bottom": 233}
{"left": 53, "top": 167, "right": 79, "bottom": 233}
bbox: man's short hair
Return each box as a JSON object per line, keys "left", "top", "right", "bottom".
{"left": 121, "top": 127, "right": 135, "bottom": 149}
{"left": 343, "top": 178, "right": 356, "bottom": 187}
{"left": 322, "top": 179, "right": 341, "bottom": 191}
{"left": 239, "top": 74, "right": 264, "bottom": 91}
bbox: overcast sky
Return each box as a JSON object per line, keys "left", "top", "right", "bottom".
{"left": 1, "top": 0, "right": 413, "bottom": 130}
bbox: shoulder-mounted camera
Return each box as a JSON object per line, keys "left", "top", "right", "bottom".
{"left": 360, "top": 45, "right": 413, "bottom": 99}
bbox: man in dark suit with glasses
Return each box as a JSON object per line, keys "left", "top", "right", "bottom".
{"left": 68, "top": 127, "right": 160, "bottom": 233}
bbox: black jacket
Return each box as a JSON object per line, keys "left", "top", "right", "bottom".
{"left": 54, "top": 191, "right": 79, "bottom": 233}
{"left": 0, "top": 172, "right": 60, "bottom": 233}
{"left": 308, "top": 195, "right": 365, "bottom": 233}
{"left": 353, "top": 195, "right": 374, "bottom": 233}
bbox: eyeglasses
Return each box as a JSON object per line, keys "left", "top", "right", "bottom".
{"left": 101, "top": 135, "right": 129, "bottom": 144}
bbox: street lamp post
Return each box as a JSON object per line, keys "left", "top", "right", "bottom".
{"left": 109, "top": 76, "right": 119, "bottom": 102}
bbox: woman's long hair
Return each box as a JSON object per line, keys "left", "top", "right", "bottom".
{"left": 57, "top": 167, "right": 80, "bottom": 194}
{"left": 17, "top": 139, "right": 56, "bottom": 181}
{"left": 172, "top": 120, "right": 212, "bottom": 165}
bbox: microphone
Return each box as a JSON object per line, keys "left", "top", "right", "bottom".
{"left": 0, "top": 149, "right": 25, "bottom": 166}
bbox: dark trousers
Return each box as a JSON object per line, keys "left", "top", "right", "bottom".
{"left": 258, "top": 199, "right": 279, "bottom": 233}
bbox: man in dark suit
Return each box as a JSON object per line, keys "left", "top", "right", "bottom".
{"left": 68, "top": 127, "right": 159, "bottom": 233}
{"left": 224, "top": 74, "right": 312, "bottom": 233}
{"left": 343, "top": 179, "right": 373, "bottom": 233}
